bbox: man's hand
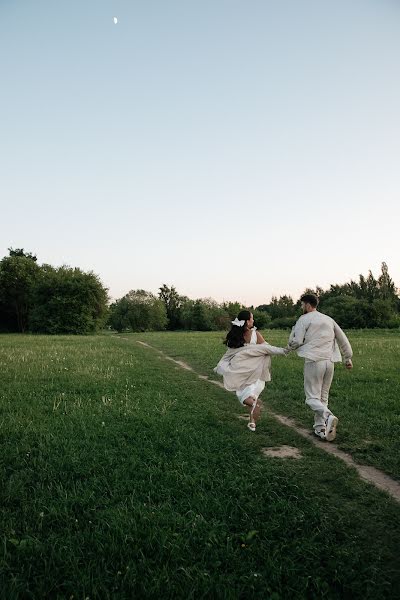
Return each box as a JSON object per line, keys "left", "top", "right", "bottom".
{"left": 283, "top": 346, "right": 291, "bottom": 356}
{"left": 345, "top": 359, "right": 353, "bottom": 370}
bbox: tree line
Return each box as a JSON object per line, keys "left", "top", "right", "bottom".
{"left": 110, "top": 263, "right": 400, "bottom": 332}
{"left": 0, "top": 249, "right": 108, "bottom": 334}
{"left": 1, "top": 249, "right": 398, "bottom": 334}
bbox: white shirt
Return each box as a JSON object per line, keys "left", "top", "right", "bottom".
{"left": 288, "top": 310, "right": 353, "bottom": 363}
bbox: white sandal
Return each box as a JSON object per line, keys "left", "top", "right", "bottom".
{"left": 247, "top": 398, "right": 258, "bottom": 432}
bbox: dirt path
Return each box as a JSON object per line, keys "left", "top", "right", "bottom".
{"left": 130, "top": 339, "right": 400, "bottom": 503}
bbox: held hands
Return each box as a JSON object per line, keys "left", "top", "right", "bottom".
{"left": 283, "top": 346, "right": 292, "bottom": 356}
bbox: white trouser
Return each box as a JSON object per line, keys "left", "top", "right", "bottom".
{"left": 304, "top": 360, "right": 335, "bottom": 431}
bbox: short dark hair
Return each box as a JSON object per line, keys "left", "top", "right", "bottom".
{"left": 300, "top": 293, "right": 319, "bottom": 307}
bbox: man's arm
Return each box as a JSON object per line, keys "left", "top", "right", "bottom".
{"left": 334, "top": 322, "right": 353, "bottom": 368}
{"left": 287, "top": 317, "right": 307, "bottom": 350}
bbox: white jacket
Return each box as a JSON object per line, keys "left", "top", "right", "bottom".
{"left": 214, "top": 342, "right": 286, "bottom": 391}
{"left": 288, "top": 311, "right": 353, "bottom": 363}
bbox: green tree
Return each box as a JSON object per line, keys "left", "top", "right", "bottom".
{"left": 0, "top": 250, "right": 40, "bottom": 332}
{"left": 377, "top": 262, "right": 398, "bottom": 305}
{"left": 158, "top": 284, "right": 185, "bottom": 329}
{"left": 269, "top": 316, "right": 297, "bottom": 329}
{"left": 200, "top": 298, "right": 231, "bottom": 331}
{"left": 371, "top": 299, "right": 399, "bottom": 328}
{"left": 108, "top": 298, "right": 131, "bottom": 332}
{"left": 221, "top": 301, "right": 243, "bottom": 320}
{"left": 109, "top": 290, "right": 167, "bottom": 332}
{"left": 191, "top": 300, "right": 213, "bottom": 331}
{"left": 29, "top": 265, "right": 108, "bottom": 334}
{"left": 258, "top": 295, "right": 297, "bottom": 320}
{"left": 179, "top": 299, "right": 195, "bottom": 330}
{"left": 252, "top": 309, "right": 272, "bottom": 329}
{"left": 321, "top": 296, "right": 369, "bottom": 328}
{"left": 358, "top": 271, "right": 379, "bottom": 302}
{"left": 317, "top": 263, "right": 399, "bottom": 327}
{"left": 179, "top": 298, "right": 232, "bottom": 331}
{"left": 8, "top": 248, "right": 37, "bottom": 261}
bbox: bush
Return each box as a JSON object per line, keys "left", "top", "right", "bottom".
{"left": 321, "top": 296, "right": 368, "bottom": 328}
{"left": 253, "top": 309, "right": 272, "bottom": 329}
{"left": 269, "top": 316, "right": 297, "bottom": 329}
{"left": 30, "top": 266, "right": 108, "bottom": 334}
{"left": 321, "top": 296, "right": 399, "bottom": 329}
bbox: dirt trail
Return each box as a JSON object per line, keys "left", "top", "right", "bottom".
{"left": 126, "top": 339, "right": 400, "bottom": 503}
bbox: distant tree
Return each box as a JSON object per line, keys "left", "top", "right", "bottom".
{"left": 0, "top": 252, "right": 40, "bottom": 332}
{"left": 201, "top": 298, "right": 231, "bottom": 331}
{"left": 255, "top": 304, "right": 269, "bottom": 312}
{"left": 158, "top": 284, "right": 185, "bottom": 329}
{"left": 252, "top": 309, "right": 272, "bottom": 329}
{"left": 370, "top": 299, "right": 399, "bottom": 328}
{"left": 317, "top": 262, "right": 399, "bottom": 328}
{"left": 108, "top": 298, "right": 131, "bottom": 332}
{"left": 377, "top": 262, "right": 398, "bottom": 305}
{"left": 221, "top": 301, "right": 243, "bottom": 320}
{"left": 0, "top": 249, "right": 110, "bottom": 334}
{"left": 179, "top": 299, "right": 195, "bottom": 330}
{"left": 258, "top": 295, "right": 297, "bottom": 320}
{"left": 321, "top": 296, "right": 369, "bottom": 328}
{"left": 357, "top": 271, "right": 379, "bottom": 302}
{"left": 190, "top": 300, "right": 213, "bottom": 331}
{"left": 269, "top": 316, "right": 297, "bottom": 329}
{"left": 29, "top": 265, "right": 109, "bottom": 334}
{"left": 318, "top": 283, "right": 354, "bottom": 304}
{"left": 8, "top": 248, "right": 37, "bottom": 262}
{"left": 301, "top": 287, "right": 320, "bottom": 298}
{"left": 179, "top": 298, "right": 233, "bottom": 331}
{"left": 109, "top": 290, "right": 167, "bottom": 332}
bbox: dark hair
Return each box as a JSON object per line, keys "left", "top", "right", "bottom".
{"left": 300, "top": 293, "right": 319, "bottom": 307}
{"left": 223, "top": 310, "right": 252, "bottom": 348}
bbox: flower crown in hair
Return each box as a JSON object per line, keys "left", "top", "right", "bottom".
{"left": 231, "top": 318, "right": 245, "bottom": 327}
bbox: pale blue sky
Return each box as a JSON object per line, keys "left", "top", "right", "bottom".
{"left": 1, "top": 0, "right": 399, "bottom": 306}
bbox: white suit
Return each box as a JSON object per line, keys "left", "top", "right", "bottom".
{"left": 288, "top": 311, "right": 353, "bottom": 431}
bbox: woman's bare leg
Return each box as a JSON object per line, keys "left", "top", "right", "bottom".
{"left": 244, "top": 396, "right": 262, "bottom": 427}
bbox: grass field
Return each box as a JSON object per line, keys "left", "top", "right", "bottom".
{"left": 138, "top": 329, "right": 400, "bottom": 480}
{"left": 1, "top": 331, "right": 400, "bottom": 599}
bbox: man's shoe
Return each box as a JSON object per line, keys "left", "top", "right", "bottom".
{"left": 325, "top": 415, "right": 338, "bottom": 442}
{"left": 314, "top": 428, "right": 326, "bottom": 439}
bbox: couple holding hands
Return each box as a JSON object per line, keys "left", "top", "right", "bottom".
{"left": 215, "top": 294, "right": 353, "bottom": 441}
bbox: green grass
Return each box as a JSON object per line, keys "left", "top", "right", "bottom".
{"left": 137, "top": 329, "right": 400, "bottom": 480}
{"left": 1, "top": 332, "right": 400, "bottom": 599}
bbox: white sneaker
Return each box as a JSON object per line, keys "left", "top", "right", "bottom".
{"left": 325, "top": 415, "right": 338, "bottom": 442}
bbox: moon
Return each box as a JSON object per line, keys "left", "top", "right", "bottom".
{"left": 113, "top": 16, "right": 118, "bottom": 24}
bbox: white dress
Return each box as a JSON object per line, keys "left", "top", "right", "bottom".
{"left": 236, "top": 328, "right": 266, "bottom": 405}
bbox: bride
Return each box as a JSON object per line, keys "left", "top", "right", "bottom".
{"left": 215, "top": 310, "right": 287, "bottom": 432}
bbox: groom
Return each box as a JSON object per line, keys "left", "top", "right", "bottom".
{"left": 287, "top": 293, "right": 353, "bottom": 441}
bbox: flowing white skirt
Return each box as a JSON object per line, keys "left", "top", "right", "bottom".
{"left": 236, "top": 379, "right": 265, "bottom": 405}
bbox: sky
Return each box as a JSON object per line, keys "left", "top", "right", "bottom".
{"left": 1, "top": 0, "right": 399, "bottom": 306}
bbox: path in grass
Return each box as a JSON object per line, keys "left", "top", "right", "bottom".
{"left": 134, "top": 329, "right": 400, "bottom": 481}
{"left": 131, "top": 338, "right": 400, "bottom": 504}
